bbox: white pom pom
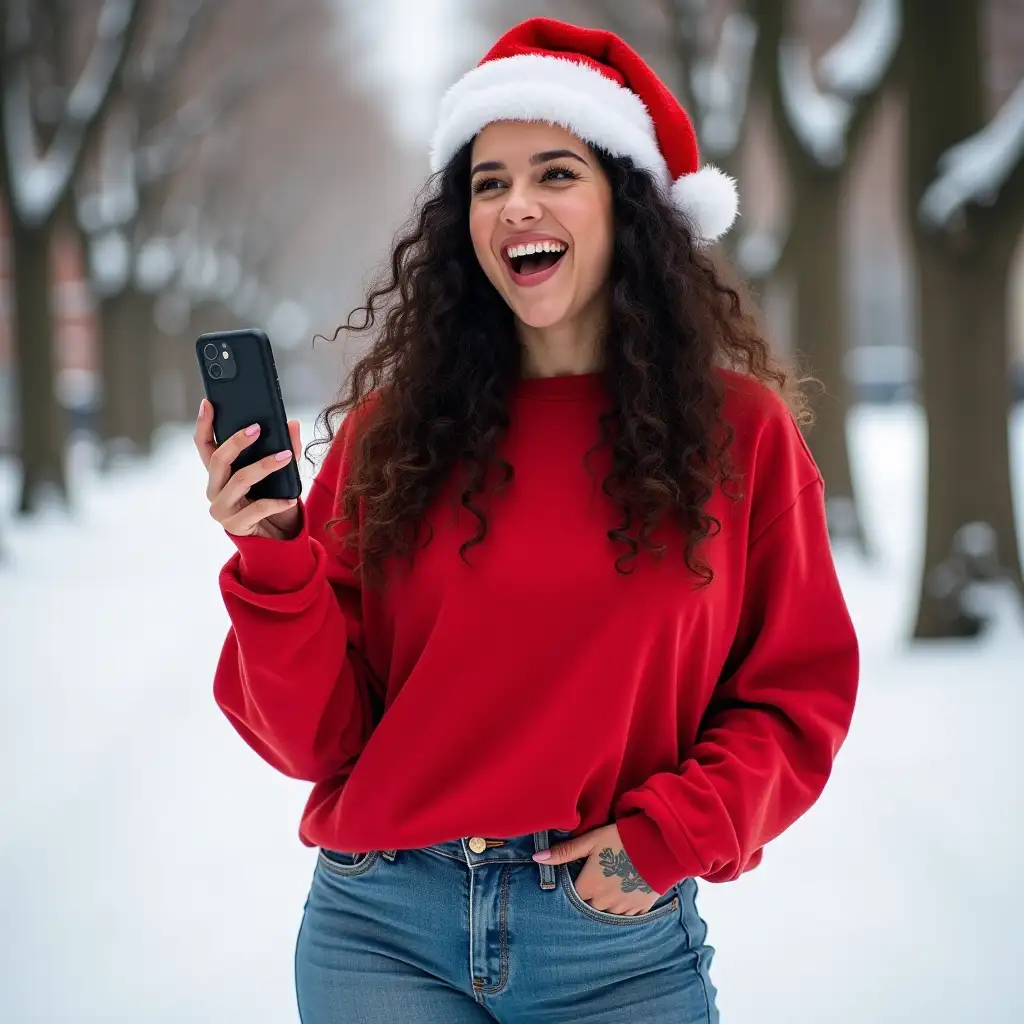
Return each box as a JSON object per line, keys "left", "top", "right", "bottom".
{"left": 670, "top": 165, "right": 739, "bottom": 244}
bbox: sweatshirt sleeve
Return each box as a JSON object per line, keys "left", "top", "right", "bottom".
{"left": 212, "top": 409, "right": 381, "bottom": 783}
{"left": 614, "top": 473, "right": 860, "bottom": 896}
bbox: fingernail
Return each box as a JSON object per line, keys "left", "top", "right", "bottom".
{"left": 198, "top": 399, "right": 206, "bottom": 417}
{"left": 275, "top": 450, "right": 293, "bottom": 462}
{"left": 245, "top": 424, "right": 260, "bottom": 436}
{"left": 532, "top": 850, "right": 551, "bottom": 862}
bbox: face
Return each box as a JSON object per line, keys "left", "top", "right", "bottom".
{"left": 468, "top": 120, "right": 614, "bottom": 332}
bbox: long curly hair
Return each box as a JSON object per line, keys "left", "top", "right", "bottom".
{"left": 311, "top": 142, "right": 809, "bottom": 589}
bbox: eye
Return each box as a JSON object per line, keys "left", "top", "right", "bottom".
{"left": 541, "top": 165, "right": 581, "bottom": 183}
{"left": 472, "top": 176, "right": 505, "bottom": 195}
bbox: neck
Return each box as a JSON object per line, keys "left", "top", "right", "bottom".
{"left": 516, "top": 294, "right": 608, "bottom": 379}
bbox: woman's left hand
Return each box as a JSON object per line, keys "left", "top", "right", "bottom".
{"left": 533, "top": 823, "right": 662, "bottom": 916}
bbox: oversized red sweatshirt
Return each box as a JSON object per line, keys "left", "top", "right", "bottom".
{"left": 214, "top": 370, "right": 859, "bottom": 896}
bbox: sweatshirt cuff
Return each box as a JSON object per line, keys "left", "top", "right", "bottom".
{"left": 616, "top": 812, "right": 699, "bottom": 896}
{"left": 227, "top": 508, "right": 318, "bottom": 593}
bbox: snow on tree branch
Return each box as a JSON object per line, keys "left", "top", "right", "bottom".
{"left": 4, "top": 0, "right": 139, "bottom": 227}
{"left": 778, "top": 39, "right": 853, "bottom": 168}
{"left": 919, "top": 78, "right": 1024, "bottom": 229}
{"left": 819, "top": 0, "right": 901, "bottom": 99}
{"left": 690, "top": 12, "right": 757, "bottom": 157}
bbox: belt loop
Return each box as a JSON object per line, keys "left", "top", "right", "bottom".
{"left": 382, "top": 849, "right": 397, "bottom": 861}
{"left": 532, "top": 830, "right": 556, "bottom": 890}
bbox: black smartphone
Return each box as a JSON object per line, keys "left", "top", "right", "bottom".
{"left": 195, "top": 328, "right": 302, "bottom": 501}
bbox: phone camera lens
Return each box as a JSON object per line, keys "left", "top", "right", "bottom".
{"left": 203, "top": 342, "right": 219, "bottom": 360}
{"left": 208, "top": 361, "right": 223, "bottom": 379}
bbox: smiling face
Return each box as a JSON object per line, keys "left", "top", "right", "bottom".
{"left": 468, "top": 120, "right": 614, "bottom": 334}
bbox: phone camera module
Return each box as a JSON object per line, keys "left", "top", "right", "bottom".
{"left": 203, "top": 342, "right": 219, "bottom": 361}
{"left": 207, "top": 361, "right": 224, "bottom": 379}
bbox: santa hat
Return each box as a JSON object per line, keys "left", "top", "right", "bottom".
{"left": 429, "top": 17, "right": 739, "bottom": 244}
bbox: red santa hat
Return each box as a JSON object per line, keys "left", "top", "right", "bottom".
{"left": 429, "top": 17, "right": 739, "bottom": 244}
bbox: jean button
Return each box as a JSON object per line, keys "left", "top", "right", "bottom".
{"left": 468, "top": 837, "right": 487, "bottom": 854}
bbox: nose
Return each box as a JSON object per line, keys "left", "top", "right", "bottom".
{"left": 500, "top": 182, "right": 542, "bottom": 226}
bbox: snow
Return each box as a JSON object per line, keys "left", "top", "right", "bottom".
{"left": 135, "top": 237, "right": 177, "bottom": 292}
{"left": 778, "top": 40, "right": 853, "bottom": 168}
{"left": 3, "top": 0, "right": 137, "bottom": 228}
{"left": 734, "top": 225, "right": 784, "bottom": 279}
{"left": 819, "top": 0, "right": 901, "bottom": 98}
{"left": 89, "top": 228, "right": 131, "bottom": 294}
{"left": 0, "top": 404, "right": 1022, "bottom": 1023}
{"left": 691, "top": 12, "right": 758, "bottom": 158}
{"left": 919, "top": 79, "right": 1024, "bottom": 229}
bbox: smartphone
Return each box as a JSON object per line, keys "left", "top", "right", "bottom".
{"left": 195, "top": 328, "right": 302, "bottom": 501}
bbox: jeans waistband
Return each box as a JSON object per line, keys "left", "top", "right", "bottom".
{"left": 406, "top": 828, "right": 575, "bottom": 890}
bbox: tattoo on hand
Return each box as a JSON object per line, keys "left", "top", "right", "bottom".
{"left": 599, "top": 846, "right": 654, "bottom": 894}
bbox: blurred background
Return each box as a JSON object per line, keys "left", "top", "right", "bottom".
{"left": 0, "top": 1, "right": 1021, "bottom": 1022}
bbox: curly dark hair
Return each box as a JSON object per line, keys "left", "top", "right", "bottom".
{"left": 311, "top": 142, "right": 808, "bottom": 589}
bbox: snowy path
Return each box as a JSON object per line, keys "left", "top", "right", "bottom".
{"left": 1, "top": 406, "right": 1022, "bottom": 1023}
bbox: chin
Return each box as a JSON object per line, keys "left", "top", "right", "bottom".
{"left": 508, "top": 297, "right": 574, "bottom": 329}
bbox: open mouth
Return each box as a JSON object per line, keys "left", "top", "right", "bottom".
{"left": 502, "top": 240, "right": 568, "bottom": 282}
{"left": 509, "top": 249, "right": 566, "bottom": 276}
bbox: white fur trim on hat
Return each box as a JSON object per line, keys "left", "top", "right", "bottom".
{"left": 430, "top": 54, "right": 740, "bottom": 244}
{"left": 430, "top": 54, "right": 669, "bottom": 183}
{"left": 671, "top": 166, "right": 739, "bottom": 243}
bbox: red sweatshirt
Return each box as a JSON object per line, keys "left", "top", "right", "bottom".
{"left": 214, "top": 370, "right": 859, "bottom": 896}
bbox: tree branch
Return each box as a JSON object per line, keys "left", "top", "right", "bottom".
{"left": 918, "top": 77, "right": 1024, "bottom": 231}
{"left": 3, "top": 0, "right": 145, "bottom": 227}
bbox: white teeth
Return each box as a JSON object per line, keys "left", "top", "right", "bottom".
{"left": 504, "top": 240, "right": 567, "bottom": 259}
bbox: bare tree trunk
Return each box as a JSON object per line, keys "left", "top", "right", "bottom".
{"left": 749, "top": 0, "right": 901, "bottom": 553}
{"left": 788, "top": 169, "right": 864, "bottom": 545}
{"left": 912, "top": 243, "right": 1023, "bottom": 637}
{"left": 11, "top": 216, "right": 65, "bottom": 513}
{"left": 98, "top": 286, "right": 157, "bottom": 457}
{"left": 906, "top": 0, "right": 1024, "bottom": 638}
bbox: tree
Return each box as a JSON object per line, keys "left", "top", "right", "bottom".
{"left": 78, "top": 0, "right": 308, "bottom": 458}
{"left": 0, "top": 0, "right": 143, "bottom": 513}
{"left": 904, "top": 0, "right": 1024, "bottom": 638}
{"left": 750, "top": 0, "right": 902, "bottom": 551}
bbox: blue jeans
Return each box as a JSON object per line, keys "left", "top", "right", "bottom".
{"left": 294, "top": 828, "right": 719, "bottom": 1023}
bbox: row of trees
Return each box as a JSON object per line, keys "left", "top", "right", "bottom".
{"left": 1, "top": 0, "right": 407, "bottom": 512}
{"left": 566, "top": 0, "right": 1023, "bottom": 639}
{"left": 2, "top": 1, "right": 1022, "bottom": 641}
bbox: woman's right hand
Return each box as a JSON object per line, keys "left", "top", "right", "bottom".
{"left": 194, "top": 399, "right": 304, "bottom": 540}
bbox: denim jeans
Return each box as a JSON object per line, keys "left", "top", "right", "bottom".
{"left": 294, "top": 827, "right": 719, "bottom": 1023}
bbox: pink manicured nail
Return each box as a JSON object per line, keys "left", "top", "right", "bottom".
{"left": 245, "top": 424, "right": 260, "bottom": 436}
{"left": 532, "top": 850, "right": 551, "bottom": 862}
{"left": 275, "top": 450, "right": 293, "bottom": 462}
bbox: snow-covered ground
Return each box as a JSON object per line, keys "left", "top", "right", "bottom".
{"left": 1, "top": 405, "right": 1022, "bottom": 1024}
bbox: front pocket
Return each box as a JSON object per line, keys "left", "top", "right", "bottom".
{"left": 317, "top": 848, "right": 381, "bottom": 878}
{"left": 559, "top": 861, "right": 679, "bottom": 926}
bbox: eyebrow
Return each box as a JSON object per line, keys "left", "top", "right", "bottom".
{"left": 470, "top": 149, "right": 589, "bottom": 176}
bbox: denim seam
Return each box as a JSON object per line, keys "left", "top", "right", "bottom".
{"left": 479, "top": 864, "right": 513, "bottom": 995}
{"left": 316, "top": 849, "right": 380, "bottom": 878}
{"left": 680, "top": 884, "right": 714, "bottom": 1024}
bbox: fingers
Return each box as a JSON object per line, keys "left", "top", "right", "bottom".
{"left": 533, "top": 836, "right": 592, "bottom": 865}
{"left": 205, "top": 422, "right": 266, "bottom": 500}
{"left": 193, "top": 399, "right": 217, "bottom": 469}
{"left": 210, "top": 449, "right": 294, "bottom": 519}
{"left": 287, "top": 419, "right": 302, "bottom": 463}
{"left": 221, "top": 497, "right": 299, "bottom": 538}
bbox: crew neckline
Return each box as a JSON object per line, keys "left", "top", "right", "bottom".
{"left": 514, "top": 371, "right": 606, "bottom": 402}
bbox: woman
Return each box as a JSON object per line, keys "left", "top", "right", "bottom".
{"left": 196, "top": 18, "right": 859, "bottom": 1024}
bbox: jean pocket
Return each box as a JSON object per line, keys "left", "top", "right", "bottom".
{"left": 317, "top": 848, "right": 381, "bottom": 878}
{"left": 559, "top": 859, "right": 679, "bottom": 927}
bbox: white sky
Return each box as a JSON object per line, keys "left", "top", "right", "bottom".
{"left": 330, "top": 0, "right": 490, "bottom": 147}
